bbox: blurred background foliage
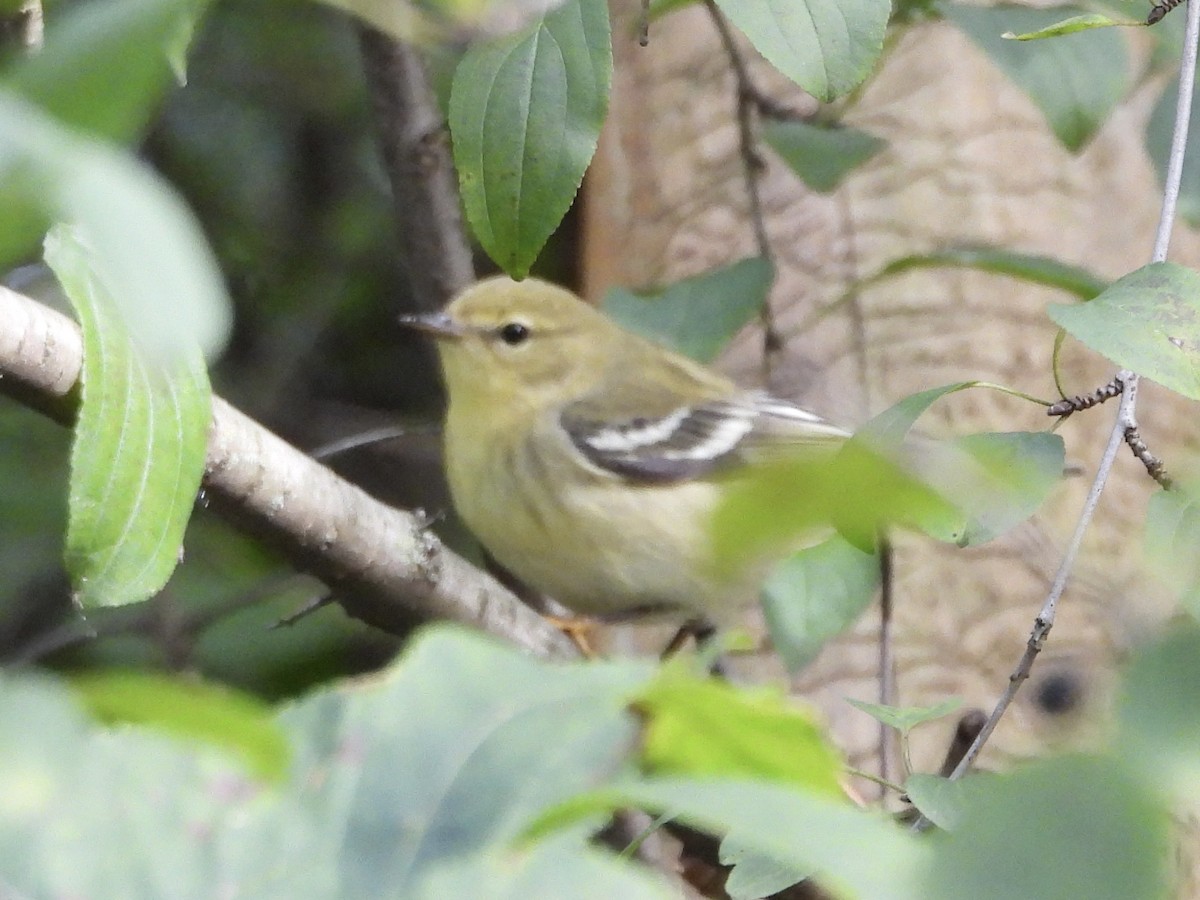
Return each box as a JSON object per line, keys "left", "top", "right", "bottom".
{"left": 0, "top": 0, "right": 557, "bottom": 696}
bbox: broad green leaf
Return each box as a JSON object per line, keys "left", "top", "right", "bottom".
{"left": 0, "top": 675, "right": 285, "bottom": 900}
{"left": 1144, "top": 485, "right": 1200, "bottom": 617}
{"left": 450, "top": 0, "right": 611, "bottom": 277}
{"left": 1002, "top": 13, "right": 1142, "bottom": 39}
{"left": 762, "top": 120, "right": 885, "bottom": 192}
{"left": 720, "top": 834, "right": 813, "bottom": 900}
{"left": 1048, "top": 262, "right": 1200, "bottom": 400}
{"left": 846, "top": 697, "right": 963, "bottom": 735}
{"left": 932, "top": 431, "right": 1065, "bottom": 546}
{"left": 862, "top": 247, "right": 1108, "bottom": 300}
{"left": 46, "top": 228, "right": 211, "bottom": 608}
{"left": 1118, "top": 625, "right": 1200, "bottom": 804}
{"left": 70, "top": 670, "right": 288, "bottom": 782}
{"left": 903, "top": 772, "right": 997, "bottom": 832}
{"left": 2, "top": 0, "right": 204, "bottom": 143}
{"left": 633, "top": 667, "right": 843, "bottom": 795}
{"left": 855, "top": 382, "right": 977, "bottom": 448}
{"left": 531, "top": 778, "right": 926, "bottom": 900}
{"left": 713, "top": 0, "right": 890, "bottom": 102}
{"left": 601, "top": 257, "right": 772, "bottom": 363}
{"left": 0, "top": 91, "right": 232, "bottom": 358}
{"left": 855, "top": 390, "right": 1064, "bottom": 545}
{"left": 1147, "top": 77, "right": 1200, "bottom": 227}
{"left": 920, "top": 756, "right": 1169, "bottom": 900}
{"left": 942, "top": 4, "right": 1128, "bottom": 150}
{"left": 0, "top": 627, "right": 653, "bottom": 899}
{"left": 414, "top": 842, "right": 674, "bottom": 900}
{"left": 289, "top": 627, "right": 648, "bottom": 898}
{"left": 761, "top": 536, "right": 880, "bottom": 673}
{"left": 711, "top": 440, "right": 958, "bottom": 567}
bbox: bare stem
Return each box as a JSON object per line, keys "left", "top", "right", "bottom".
{"left": 702, "top": 0, "right": 784, "bottom": 374}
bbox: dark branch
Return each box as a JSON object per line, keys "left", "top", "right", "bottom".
{"left": 357, "top": 26, "right": 475, "bottom": 313}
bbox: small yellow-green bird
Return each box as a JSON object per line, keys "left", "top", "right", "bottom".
{"left": 404, "top": 276, "right": 848, "bottom": 627}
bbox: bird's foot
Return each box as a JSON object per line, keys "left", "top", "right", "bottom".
{"left": 543, "top": 614, "right": 600, "bottom": 658}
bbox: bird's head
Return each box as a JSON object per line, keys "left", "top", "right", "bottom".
{"left": 402, "top": 277, "right": 622, "bottom": 413}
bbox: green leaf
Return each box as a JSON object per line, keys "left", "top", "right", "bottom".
{"left": 532, "top": 778, "right": 926, "bottom": 900}
{"left": 863, "top": 247, "right": 1108, "bottom": 300}
{"left": 450, "top": 0, "right": 611, "bottom": 277}
{"left": 846, "top": 697, "right": 963, "bottom": 735}
{"left": 920, "top": 756, "right": 1169, "bottom": 900}
{"left": 761, "top": 536, "right": 880, "bottom": 673}
{"left": 903, "top": 772, "right": 997, "bottom": 832}
{"left": 1144, "top": 485, "right": 1200, "bottom": 617}
{"left": 932, "top": 431, "right": 1065, "bottom": 546}
{"left": 70, "top": 670, "right": 289, "bottom": 783}
{"left": 1002, "top": 13, "right": 1142, "bottom": 39}
{"left": 46, "top": 227, "right": 211, "bottom": 608}
{"left": 1147, "top": 77, "right": 1200, "bottom": 227}
{"left": 601, "top": 257, "right": 772, "bottom": 363}
{"left": 942, "top": 4, "right": 1128, "bottom": 150}
{"left": 0, "top": 627, "right": 654, "bottom": 899}
{"left": 713, "top": 0, "right": 890, "bottom": 102}
{"left": 1118, "top": 625, "right": 1200, "bottom": 805}
{"left": 0, "top": 675, "right": 287, "bottom": 899}
{"left": 633, "top": 667, "right": 844, "bottom": 795}
{"left": 855, "top": 382, "right": 977, "bottom": 448}
{"left": 0, "top": 91, "right": 233, "bottom": 357}
{"left": 711, "top": 440, "right": 959, "bottom": 568}
{"left": 762, "top": 120, "right": 885, "bottom": 192}
{"left": 287, "top": 626, "right": 649, "bottom": 897}
{"left": 1048, "top": 262, "right": 1200, "bottom": 400}
{"left": 720, "top": 834, "right": 813, "bottom": 900}
{"left": 2, "top": 0, "right": 204, "bottom": 143}
{"left": 800, "top": 387, "right": 1062, "bottom": 549}
{"left": 415, "top": 843, "right": 675, "bottom": 900}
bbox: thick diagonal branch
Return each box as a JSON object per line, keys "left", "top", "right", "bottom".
{"left": 0, "top": 285, "right": 578, "bottom": 659}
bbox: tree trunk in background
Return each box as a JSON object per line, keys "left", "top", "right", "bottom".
{"left": 583, "top": 4, "right": 1195, "bottom": 876}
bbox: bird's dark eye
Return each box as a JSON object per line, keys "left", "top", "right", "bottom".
{"left": 498, "top": 322, "right": 530, "bottom": 346}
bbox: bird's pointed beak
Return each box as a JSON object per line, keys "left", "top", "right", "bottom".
{"left": 398, "top": 311, "right": 467, "bottom": 340}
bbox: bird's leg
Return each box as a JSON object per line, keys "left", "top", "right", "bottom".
{"left": 661, "top": 617, "right": 727, "bottom": 677}
{"left": 542, "top": 614, "right": 600, "bottom": 658}
{"left": 482, "top": 550, "right": 602, "bottom": 658}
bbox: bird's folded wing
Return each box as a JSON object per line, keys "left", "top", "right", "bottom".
{"left": 561, "top": 393, "right": 849, "bottom": 484}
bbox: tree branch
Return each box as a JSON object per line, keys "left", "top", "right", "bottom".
{"left": 0, "top": 285, "right": 578, "bottom": 659}
{"left": 357, "top": 26, "right": 475, "bottom": 312}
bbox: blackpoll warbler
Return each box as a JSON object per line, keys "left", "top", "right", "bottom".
{"left": 404, "top": 277, "right": 848, "bottom": 624}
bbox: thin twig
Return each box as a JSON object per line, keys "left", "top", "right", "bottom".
{"left": 941, "top": 382, "right": 1131, "bottom": 784}
{"left": 877, "top": 538, "right": 896, "bottom": 796}
{"left": 702, "top": 0, "right": 784, "bottom": 375}
{"left": 924, "top": 0, "right": 1200, "bottom": 805}
{"left": 638, "top": 0, "right": 649, "bottom": 46}
{"left": 1046, "top": 378, "right": 1122, "bottom": 417}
